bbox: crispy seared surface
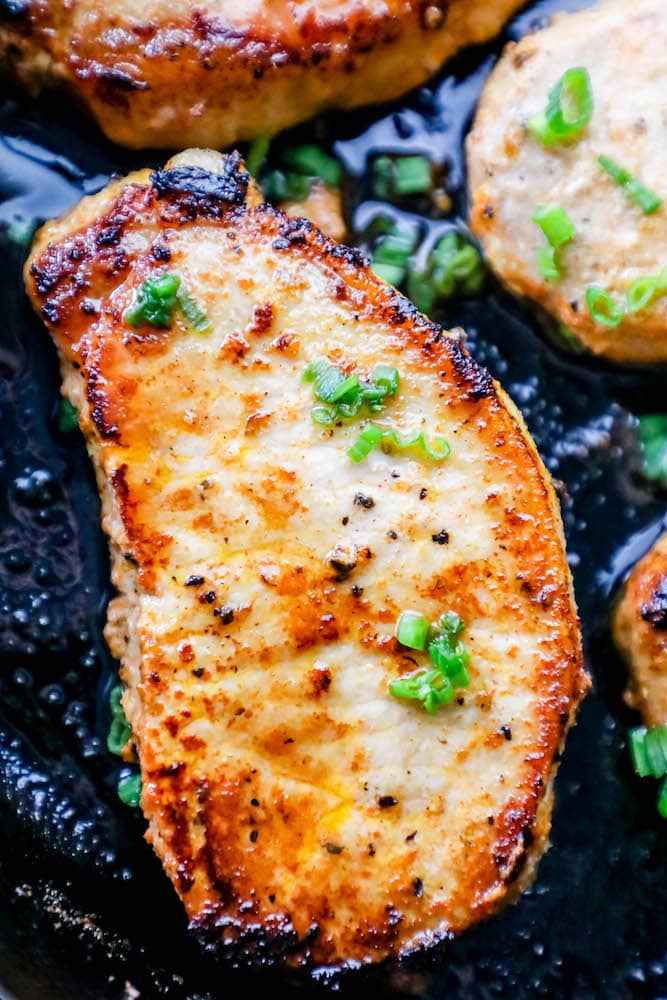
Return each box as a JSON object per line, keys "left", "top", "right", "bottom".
{"left": 1, "top": 0, "right": 524, "bottom": 149}
{"left": 25, "top": 149, "right": 585, "bottom": 970}
{"left": 467, "top": 0, "right": 667, "bottom": 363}
{"left": 614, "top": 532, "right": 667, "bottom": 727}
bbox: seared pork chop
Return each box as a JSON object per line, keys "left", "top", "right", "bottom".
{"left": 2, "top": 0, "right": 525, "bottom": 149}
{"left": 25, "top": 149, "right": 585, "bottom": 970}
{"left": 468, "top": 0, "right": 667, "bottom": 363}
{"left": 614, "top": 532, "right": 667, "bottom": 727}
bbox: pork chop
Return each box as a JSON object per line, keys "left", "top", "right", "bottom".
{"left": 2, "top": 0, "right": 524, "bottom": 149}
{"left": 25, "top": 149, "right": 585, "bottom": 970}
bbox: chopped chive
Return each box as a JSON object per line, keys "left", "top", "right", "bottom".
{"left": 379, "top": 427, "right": 451, "bottom": 461}
{"left": 585, "top": 286, "right": 623, "bottom": 328}
{"left": 107, "top": 685, "right": 131, "bottom": 757}
{"left": 117, "top": 771, "right": 142, "bottom": 808}
{"left": 629, "top": 724, "right": 667, "bottom": 779}
{"left": 389, "top": 669, "right": 455, "bottom": 715}
{"left": 532, "top": 204, "right": 575, "bottom": 281}
{"left": 371, "top": 154, "right": 433, "bottom": 200}
{"left": 261, "top": 169, "right": 311, "bottom": 202}
{"left": 536, "top": 246, "right": 560, "bottom": 281}
{"left": 126, "top": 273, "right": 181, "bottom": 329}
{"left": 58, "top": 398, "right": 79, "bottom": 434}
{"left": 282, "top": 145, "right": 341, "bottom": 187}
{"left": 528, "top": 67, "right": 593, "bottom": 146}
{"left": 629, "top": 726, "right": 651, "bottom": 778}
{"left": 347, "top": 423, "right": 383, "bottom": 462}
{"left": 598, "top": 155, "right": 662, "bottom": 214}
{"left": 531, "top": 204, "right": 576, "bottom": 248}
{"left": 176, "top": 288, "right": 212, "bottom": 334}
{"left": 637, "top": 415, "right": 667, "bottom": 484}
{"left": 306, "top": 359, "right": 399, "bottom": 426}
{"left": 245, "top": 134, "right": 271, "bottom": 178}
{"left": 659, "top": 779, "right": 667, "bottom": 820}
{"left": 626, "top": 269, "right": 667, "bottom": 313}
{"left": 395, "top": 611, "right": 430, "bottom": 651}
{"left": 372, "top": 261, "right": 407, "bottom": 286}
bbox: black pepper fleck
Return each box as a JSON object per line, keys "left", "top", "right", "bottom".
{"left": 249, "top": 829, "right": 259, "bottom": 843}
{"left": 185, "top": 574, "right": 204, "bottom": 587}
{"left": 431, "top": 529, "right": 449, "bottom": 545}
{"left": 379, "top": 795, "right": 398, "bottom": 809}
{"left": 500, "top": 724, "right": 512, "bottom": 741}
{"left": 354, "top": 493, "right": 374, "bottom": 509}
{"left": 412, "top": 877, "right": 423, "bottom": 898}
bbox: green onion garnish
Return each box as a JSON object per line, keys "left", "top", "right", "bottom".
{"left": 390, "top": 610, "right": 471, "bottom": 714}
{"left": 126, "top": 273, "right": 211, "bottom": 332}
{"left": 528, "top": 67, "right": 593, "bottom": 146}
{"left": 531, "top": 204, "right": 575, "bottom": 281}
{"left": 261, "top": 169, "right": 311, "bottom": 202}
{"left": 58, "top": 398, "right": 79, "bottom": 434}
{"left": 304, "top": 359, "right": 400, "bottom": 425}
{"left": 372, "top": 155, "right": 433, "bottom": 200}
{"left": 659, "top": 779, "right": 667, "bottom": 820}
{"left": 117, "top": 771, "right": 142, "bottom": 808}
{"left": 536, "top": 246, "right": 560, "bottom": 282}
{"left": 372, "top": 262, "right": 408, "bottom": 287}
{"left": 389, "top": 669, "right": 456, "bottom": 715}
{"left": 176, "top": 287, "right": 212, "bottom": 334}
{"left": 126, "top": 273, "right": 181, "bottom": 328}
{"left": 395, "top": 611, "right": 430, "bottom": 651}
{"left": 626, "top": 269, "right": 667, "bottom": 314}
{"left": 107, "top": 685, "right": 131, "bottom": 757}
{"left": 532, "top": 204, "right": 576, "bottom": 249}
{"left": 598, "top": 156, "right": 662, "bottom": 214}
{"left": 346, "top": 423, "right": 383, "bottom": 462}
{"left": 282, "top": 145, "right": 342, "bottom": 187}
{"left": 370, "top": 229, "right": 417, "bottom": 286}
{"left": 347, "top": 423, "right": 450, "bottom": 464}
{"left": 585, "top": 286, "right": 623, "bottom": 328}
{"left": 245, "top": 134, "right": 271, "bottom": 178}
{"left": 629, "top": 725, "right": 667, "bottom": 779}
{"left": 637, "top": 415, "right": 667, "bottom": 485}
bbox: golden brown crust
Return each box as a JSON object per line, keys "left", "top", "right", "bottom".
{"left": 25, "top": 149, "right": 585, "bottom": 970}
{"left": 614, "top": 532, "right": 667, "bottom": 727}
{"left": 2, "top": 0, "right": 523, "bottom": 148}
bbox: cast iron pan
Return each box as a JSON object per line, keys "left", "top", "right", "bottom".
{"left": 1, "top": 1, "right": 667, "bottom": 996}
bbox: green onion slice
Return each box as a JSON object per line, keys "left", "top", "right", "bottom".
{"left": 347, "top": 423, "right": 383, "bottom": 462}
{"left": 372, "top": 261, "right": 406, "bottom": 286}
{"left": 395, "top": 610, "right": 430, "bottom": 651}
{"left": 371, "top": 154, "right": 433, "bottom": 199}
{"left": 658, "top": 778, "right": 667, "bottom": 820}
{"left": 528, "top": 67, "right": 594, "bottom": 146}
{"left": 629, "top": 724, "right": 667, "bottom": 779}
{"left": 389, "top": 669, "right": 455, "bottom": 715}
{"left": 108, "top": 685, "right": 131, "bottom": 757}
{"left": 305, "top": 359, "right": 400, "bottom": 425}
{"left": 585, "top": 286, "right": 623, "bottom": 328}
{"left": 638, "top": 415, "right": 667, "bottom": 484}
{"left": 245, "top": 134, "right": 271, "bottom": 178}
{"left": 117, "top": 772, "right": 142, "bottom": 808}
{"left": 126, "top": 273, "right": 181, "bottom": 328}
{"left": 176, "top": 288, "right": 212, "bottom": 334}
{"left": 626, "top": 269, "right": 667, "bottom": 314}
{"left": 598, "top": 155, "right": 662, "bottom": 214}
{"left": 282, "top": 145, "right": 341, "bottom": 187}
{"left": 531, "top": 204, "right": 576, "bottom": 248}
{"left": 58, "top": 398, "right": 79, "bottom": 434}
{"left": 536, "top": 246, "right": 560, "bottom": 282}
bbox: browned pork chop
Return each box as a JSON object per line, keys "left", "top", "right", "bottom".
{"left": 25, "top": 149, "right": 585, "bottom": 970}
{"left": 2, "top": 0, "right": 524, "bottom": 149}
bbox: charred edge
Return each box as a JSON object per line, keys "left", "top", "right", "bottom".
{"left": 446, "top": 338, "right": 494, "bottom": 401}
{"left": 87, "top": 366, "right": 120, "bottom": 440}
{"left": 92, "top": 66, "right": 150, "bottom": 92}
{"left": 191, "top": 898, "right": 317, "bottom": 968}
{"left": 151, "top": 153, "right": 249, "bottom": 220}
{"left": 641, "top": 576, "right": 667, "bottom": 630}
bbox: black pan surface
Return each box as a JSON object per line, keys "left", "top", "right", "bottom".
{"left": 1, "top": 1, "right": 667, "bottom": 996}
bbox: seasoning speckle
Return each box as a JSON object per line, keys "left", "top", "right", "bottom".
{"left": 354, "top": 492, "right": 375, "bottom": 509}
{"left": 431, "top": 529, "right": 449, "bottom": 545}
